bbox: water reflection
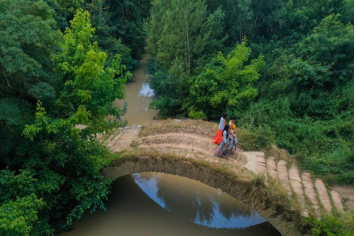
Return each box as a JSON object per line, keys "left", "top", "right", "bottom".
{"left": 60, "top": 174, "right": 281, "bottom": 236}
{"left": 138, "top": 83, "right": 154, "bottom": 97}
{"left": 132, "top": 172, "right": 265, "bottom": 229}
{"left": 112, "top": 54, "right": 157, "bottom": 126}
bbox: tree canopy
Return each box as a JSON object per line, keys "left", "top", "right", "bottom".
{"left": 0, "top": 0, "right": 354, "bottom": 235}
{"left": 0, "top": 5, "right": 131, "bottom": 235}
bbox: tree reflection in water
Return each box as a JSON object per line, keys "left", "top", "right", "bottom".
{"left": 132, "top": 172, "right": 266, "bottom": 229}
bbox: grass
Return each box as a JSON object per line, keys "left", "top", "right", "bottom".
{"left": 138, "top": 119, "right": 217, "bottom": 138}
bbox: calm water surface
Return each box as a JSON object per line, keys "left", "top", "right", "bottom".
{"left": 61, "top": 173, "right": 281, "bottom": 236}
{"left": 113, "top": 54, "right": 157, "bottom": 126}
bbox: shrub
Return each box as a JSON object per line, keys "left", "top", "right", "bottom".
{"left": 305, "top": 212, "right": 354, "bottom": 236}
{"left": 238, "top": 125, "right": 274, "bottom": 150}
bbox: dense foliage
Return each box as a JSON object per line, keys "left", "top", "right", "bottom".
{"left": 146, "top": 0, "right": 353, "bottom": 185}
{"left": 0, "top": 1, "right": 137, "bottom": 234}
{"left": 53, "top": 0, "right": 150, "bottom": 71}
{"left": 185, "top": 39, "right": 265, "bottom": 120}
{"left": 0, "top": 0, "right": 353, "bottom": 235}
{"left": 305, "top": 212, "right": 354, "bottom": 236}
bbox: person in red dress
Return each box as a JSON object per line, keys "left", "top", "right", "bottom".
{"left": 212, "top": 113, "right": 227, "bottom": 144}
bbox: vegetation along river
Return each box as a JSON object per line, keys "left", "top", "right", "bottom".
{"left": 61, "top": 173, "right": 281, "bottom": 235}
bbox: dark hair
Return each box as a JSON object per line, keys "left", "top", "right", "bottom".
{"left": 222, "top": 124, "right": 230, "bottom": 139}
{"left": 222, "top": 113, "right": 227, "bottom": 119}
{"left": 231, "top": 116, "right": 236, "bottom": 120}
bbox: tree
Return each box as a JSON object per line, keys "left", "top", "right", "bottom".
{"left": 0, "top": 0, "right": 61, "bottom": 166}
{"left": 185, "top": 39, "right": 265, "bottom": 120}
{"left": 53, "top": 9, "right": 132, "bottom": 133}
{"left": 106, "top": 0, "right": 151, "bottom": 60}
{"left": 207, "top": 0, "right": 254, "bottom": 43}
{"left": 0, "top": 193, "right": 45, "bottom": 236}
{"left": 297, "top": 14, "right": 353, "bottom": 86}
{"left": 145, "top": 0, "right": 226, "bottom": 75}
{"left": 56, "top": 0, "right": 85, "bottom": 21}
{"left": 1, "top": 8, "right": 130, "bottom": 235}
{"left": 0, "top": 0, "right": 61, "bottom": 101}
{"left": 86, "top": 0, "right": 137, "bottom": 71}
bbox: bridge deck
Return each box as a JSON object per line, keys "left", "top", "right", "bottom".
{"left": 98, "top": 120, "right": 348, "bottom": 218}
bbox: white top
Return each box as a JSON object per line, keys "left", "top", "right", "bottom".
{"left": 218, "top": 117, "right": 225, "bottom": 130}
{"left": 222, "top": 130, "right": 228, "bottom": 143}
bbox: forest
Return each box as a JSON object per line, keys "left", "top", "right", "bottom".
{"left": 0, "top": 0, "right": 353, "bottom": 235}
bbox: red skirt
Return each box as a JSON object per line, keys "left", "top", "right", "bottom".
{"left": 212, "top": 129, "right": 223, "bottom": 144}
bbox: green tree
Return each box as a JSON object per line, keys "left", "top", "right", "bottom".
{"left": 0, "top": 0, "right": 61, "bottom": 165}
{"left": 0, "top": 193, "right": 45, "bottom": 236}
{"left": 86, "top": 0, "right": 137, "bottom": 71}
{"left": 1, "top": 7, "right": 129, "bottom": 235}
{"left": 106, "top": 0, "right": 150, "bottom": 60}
{"left": 145, "top": 0, "right": 226, "bottom": 74}
{"left": 0, "top": 0, "right": 61, "bottom": 101}
{"left": 53, "top": 9, "right": 132, "bottom": 133}
{"left": 146, "top": 0, "right": 227, "bottom": 117}
{"left": 56, "top": 0, "right": 85, "bottom": 21}
{"left": 185, "top": 39, "right": 265, "bottom": 120}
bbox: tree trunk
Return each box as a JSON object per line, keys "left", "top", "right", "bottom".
{"left": 186, "top": 17, "right": 191, "bottom": 75}
{"left": 251, "top": 0, "right": 264, "bottom": 38}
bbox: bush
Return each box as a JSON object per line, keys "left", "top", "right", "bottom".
{"left": 237, "top": 98, "right": 353, "bottom": 184}
{"left": 305, "top": 212, "right": 354, "bottom": 236}
{"left": 188, "top": 110, "right": 207, "bottom": 120}
{"left": 238, "top": 125, "right": 274, "bottom": 150}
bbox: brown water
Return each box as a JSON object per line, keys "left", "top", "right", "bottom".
{"left": 113, "top": 55, "right": 157, "bottom": 126}
{"left": 61, "top": 173, "right": 281, "bottom": 236}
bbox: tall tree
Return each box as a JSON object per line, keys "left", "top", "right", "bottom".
{"left": 53, "top": 9, "right": 132, "bottom": 133}
{"left": 106, "top": 0, "right": 151, "bottom": 60}
{"left": 0, "top": 0, "right": 61, "bottom": 164}
{"left": 185, "top": 39, "right": 265, "bottom": 120}
{"left": 86, "top": 0, "right": 138, "bottom": 71}
{"left": 145, "top": 0, "right": 226, "bottom": 75}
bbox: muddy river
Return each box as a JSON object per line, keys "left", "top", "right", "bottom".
{"left": 61, "top": 173, "right": 281, "bottom": 236}
{"left": 113, "top": 55, "right": 157, "bottom": 126}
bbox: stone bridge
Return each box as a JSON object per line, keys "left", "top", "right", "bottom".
{"left": 97, "top": 119, "right": 348, "bottom": 236}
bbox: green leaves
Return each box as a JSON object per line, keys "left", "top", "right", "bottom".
{"left": 298, "top": 14, "right": 353, "bottom": 83}
{"left": 186, "top": 39, "right": 265, "bottom": 119}
{"left": 1, "top": 6, "right": 129, "bottom": 235}
{"left": 54, "top": 9, "right": 131, "bottom": 132}
{"left": 0, "top": 194, "right": 45, "bottom": 236}
{"left": 145, "top": 0, "right": 226, "bottom": 73}
{"left": 0, "top": 0, "right": 61, "bottom": 98}
{"left": 22, "top": 101, "right": 48, "bottom": 141}
{"left": 305, "top": 212, "right": 354, "bottom": 236}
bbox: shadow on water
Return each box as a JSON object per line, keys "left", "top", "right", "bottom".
{"left": 61, "top": 173, "right": 281, "bottom": 236}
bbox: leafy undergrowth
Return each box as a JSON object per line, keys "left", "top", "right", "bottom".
{"left": 305, "top": 212, "right": 354, "bottom": 236}
{"left": 236, "top": 120, "right": 353, "bottom": 185}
